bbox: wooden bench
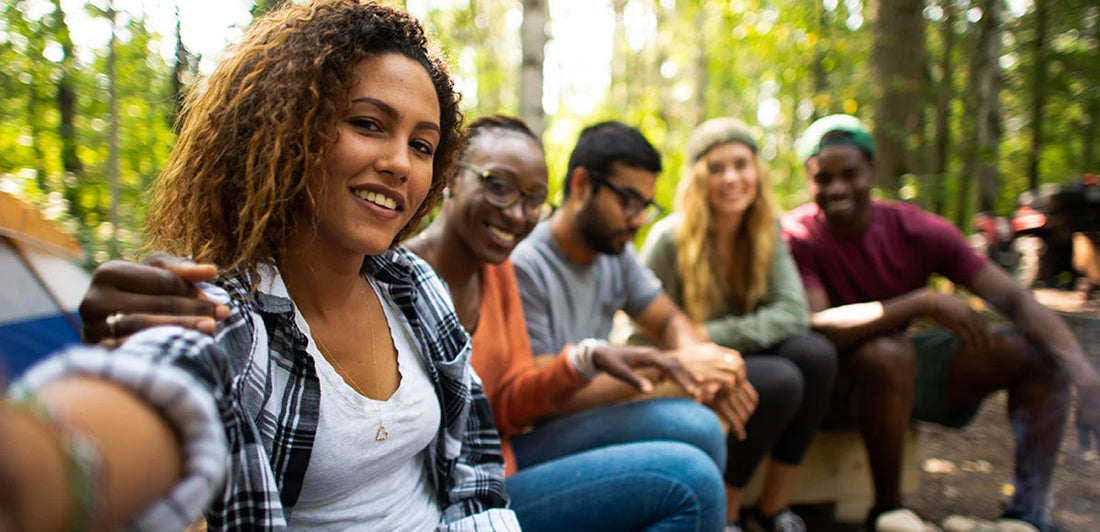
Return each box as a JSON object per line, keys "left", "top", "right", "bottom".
{"left": 741, "top": 427, "right": 921, "bottom": 522}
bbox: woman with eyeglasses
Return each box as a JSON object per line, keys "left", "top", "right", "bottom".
{"left": 404, "top": 115, "right": 728, "bottom": 531}
{"left": 630, "top": 118, "right": 838, "bottom": 531}
{"left": 72, "top": 115, "right": 730, "bottom": 531}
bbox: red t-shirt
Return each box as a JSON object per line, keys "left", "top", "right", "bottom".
{"left": 781, "top": 201, "right": 988, "bottom": 305}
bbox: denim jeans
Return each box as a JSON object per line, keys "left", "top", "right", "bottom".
{"left": 507, "top": 398, "right": 728, "bottom": 531}
{"left": 511, "top": 397, "right": 727, "bottom": 471}
{"left": 506, "top": 441, "right": 726, "bottom": 532}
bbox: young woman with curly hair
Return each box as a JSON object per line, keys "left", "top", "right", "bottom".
{"left": 632, "top": 118, "right": 837, "bottom": 532}
{"left": 0, "top": 1, "right": 517, "bottom": 530}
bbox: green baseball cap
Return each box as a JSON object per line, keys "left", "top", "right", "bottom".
{"left": 795, "top": 114, "right": 874, "bottom": 163}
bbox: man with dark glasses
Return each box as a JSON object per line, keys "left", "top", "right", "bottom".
{"left": 510, "top": 121, "right": 757, "bottom": 453}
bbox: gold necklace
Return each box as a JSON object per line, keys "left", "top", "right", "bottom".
{"left": 311, "top": 281, "right": 389, "bottom": 442}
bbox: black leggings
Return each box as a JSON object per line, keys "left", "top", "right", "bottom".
{"left": 724, "top": 332, "right": 838, "bottom": 487}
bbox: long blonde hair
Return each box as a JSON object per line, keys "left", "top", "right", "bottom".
{"left": 675, "top": 145, "right": 777, "bottom": 321}
{"left": 145, "top": 1, "right": 463, "bottom": 278}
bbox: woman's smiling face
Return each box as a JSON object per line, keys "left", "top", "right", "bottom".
{"left": 311, "top": 52, "right": 441, "bottom": 258}
{"left": 703, "top": 141, "right": 759, "bottom": 220}
{"left": 446, "top": 128, "right": 549, "bottom": 265}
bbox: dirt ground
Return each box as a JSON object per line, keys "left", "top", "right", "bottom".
{"left": 803, "top": 288, "right": 1099, "bottom": 531}
{"left": 907, "top": 289, "right": 1100, "bottom": 531}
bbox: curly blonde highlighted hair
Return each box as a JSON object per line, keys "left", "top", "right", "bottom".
{"left": 145, "top": 0, "right": 463, "bottom": 277}
{"left": 675, "top": 144, "right": 777, "bottom": 321}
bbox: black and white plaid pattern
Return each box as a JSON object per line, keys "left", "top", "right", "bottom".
{"left": 20, "top": 248, "right": 517, "bottom": 531}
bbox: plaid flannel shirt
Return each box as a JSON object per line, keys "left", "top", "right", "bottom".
{"left": 22, "top": 248, "right": 517, "bottom": 531}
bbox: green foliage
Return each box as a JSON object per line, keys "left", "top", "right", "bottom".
{"left": 2, "top": 0, "right": 1097, "bottom": 266}
{"left": 0, "top": 0, "right": 176, "bottom": 266}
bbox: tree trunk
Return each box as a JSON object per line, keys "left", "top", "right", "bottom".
{"left": 50, "top": 0, "right": 84, "bottom": 220}
{"left": 519, "top": 0, "right": 547, "bottom": 137}
{"left": 610, "top": 0, "right": 629, "bottom": 109}
{"left": 693, "top": 2, "right": 707, "bottom": 124}
{"left": 973, "top": 0, "right": 1003, "bottom": 214}
{"left": 1082, "top": 19, "right": 1100, "bottom": 174}
{"left": 172, "top": 4, "right": 187, "bottom": 130}
{"left": 930, "top": 0, "right": 956, "bottom": 214}
{"left": 812, "top": 2, "right": 831, "bottom": 120}
{"left": 1027, "top": 0, "right": 1048, "bottom": 191}
{"left": 107, "top": 3, "right": 121, "bottom": 258}
{"left": 871, "top": 0, "right": 926, "bottom": 198}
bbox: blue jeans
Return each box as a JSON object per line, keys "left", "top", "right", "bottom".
{"left": 507, "top": 441, "right": 726, "bottom": 532}
{"left": 511, "top": 397, "right": 727, "bottom": 471}
{"left": 508, "top": 398, "right": 727, "bottom": 531}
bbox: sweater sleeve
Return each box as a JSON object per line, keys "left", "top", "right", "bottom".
{"left": 472, "top": 262, "right": 587, "bottom": 437}
{"left": 15, "top": 326, "right": 231, "bottom": 531}
{"left": 704, "top": 235, "right": 811, "bottom": 352}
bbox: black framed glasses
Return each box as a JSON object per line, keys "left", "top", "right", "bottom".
{"left": 588, "top": 172, "right": 664, "bottom": 223}
{"left": 456, "top": 161, "right": 555, "bottom": 222}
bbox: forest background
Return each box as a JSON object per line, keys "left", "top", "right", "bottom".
{"left": 1, "top": 0, "right": 1097, "bottom": 265}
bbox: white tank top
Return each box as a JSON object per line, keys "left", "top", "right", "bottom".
{"left": 287, "top": 278, "right": 443, "bottom": 531}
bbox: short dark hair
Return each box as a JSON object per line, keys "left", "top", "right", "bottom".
{"left": 458, "top": 114, "right": 542, "bottom": 160}
{"left": 563, "top": 121, "right": 662, "bottom": 196}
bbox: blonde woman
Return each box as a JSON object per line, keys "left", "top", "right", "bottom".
{"left": 635, "top": 118, "right": 836, "bottom": 532}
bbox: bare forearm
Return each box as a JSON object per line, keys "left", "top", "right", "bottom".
{"left": 0, "top": 378, "right": 183, "bottom": 531}
{"left": 810, "top": 289, "right": 928, "bottom": 350}
{"left": 1002, "top": 295, "right": 1099, "bottom": 385}
{"left": 544, "top": 369, "right": 662, "bottom": 419}
{"left": 659, "top": 312, "right": 703, "bottom": 349}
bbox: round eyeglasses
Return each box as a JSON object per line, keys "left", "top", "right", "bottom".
{"left": 457, "top": 161, "right": 555, "bottom": 221}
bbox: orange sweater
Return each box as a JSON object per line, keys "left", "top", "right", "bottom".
{"left": 469, "top": 260, "right": 588, "bottom": 475}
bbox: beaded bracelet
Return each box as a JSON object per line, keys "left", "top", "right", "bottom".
{"left": 8, "top": 385, "right": 101, "bottom": 532}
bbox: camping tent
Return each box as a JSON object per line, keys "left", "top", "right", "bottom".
{"left": 0, "top": 192, "right": 90, "bottom": 378}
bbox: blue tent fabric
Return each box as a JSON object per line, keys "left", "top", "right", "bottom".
{"left": 0, "top": 193, "right": 90, "bottom": 380}
{"left": 0, "top": 313, "right": 83, "bottom": 378}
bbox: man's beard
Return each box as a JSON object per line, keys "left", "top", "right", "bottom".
{"left": 577, "top": 196, "right": 631, "bottom": 255}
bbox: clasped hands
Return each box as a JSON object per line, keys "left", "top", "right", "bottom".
{"left": 668, "top": 343, "right": 758, "bottom": 441}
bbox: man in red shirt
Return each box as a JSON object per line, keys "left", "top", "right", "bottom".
{"left": 781, "top": 115, "right": 1100, "bottom": 532}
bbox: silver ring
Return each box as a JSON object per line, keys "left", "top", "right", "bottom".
{"left": 723, "top": 353, "right": 737, "bottom": 365}
{"left": 106, "top": 312, "right": 125, "bottom": 338}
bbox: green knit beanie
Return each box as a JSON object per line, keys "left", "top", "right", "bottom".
{"left": 795, "top": 114, "right": 874, "bottom": 163}
{"left": 686, "top": 117, "right": 758, "bottom": 163}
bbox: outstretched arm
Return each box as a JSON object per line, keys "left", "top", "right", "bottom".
{"left": 966, "top": 263, "right": 1100, "bottom": 451}
{"left": 0, "top": 378, "right": 183, "bottom": 532}
{"left": 1, "top": 328, "right": 229, "bottom": 531}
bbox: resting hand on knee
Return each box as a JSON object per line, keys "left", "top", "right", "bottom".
{"left": 927, "top": 292, "right": 991, "bottom": 351}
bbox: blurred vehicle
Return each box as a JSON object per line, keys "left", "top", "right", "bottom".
{"left": 1011, "top": 174, "right": 1100, "bottom": 289}
{"left": 972, "top": 211, "right": 1019, "bottom": 272}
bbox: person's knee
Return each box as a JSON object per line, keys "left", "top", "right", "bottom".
{"left": 653, "top": 399, "right": 727, "bottom": 468}
{"left": 847, "top": 336, "right": 917, "bottom": 390}
{"left": 984, "top": 329, "right": 1071, "bottom": 390}
{"left": 748, "top": 358, "right": 804, "bottom": 419}
{"left": 781, "top": 333, "right": 839, "bottom": 385}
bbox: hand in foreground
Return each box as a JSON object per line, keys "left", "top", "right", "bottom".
{"left": 79, "top": 253, "right": 228, "bottom": 346}
{"left": 672, "top": 342, "right": 746, "bottom": 390}
{"left": 1075, "top": 378, "right": 1100, "bottom": 454}
{"left": 591, "top": 345, "right": 701, "bottom": 400}
{"left": 928, "top": 292, "right": 991, "bottom": 350}
{"left": 707, "top": 381, "right": 758, "bottom": 441}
